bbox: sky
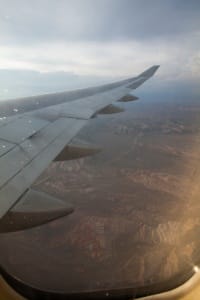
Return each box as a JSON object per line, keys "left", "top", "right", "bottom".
{"left": 0, "top": 0, "right": 200, "bottom": 99}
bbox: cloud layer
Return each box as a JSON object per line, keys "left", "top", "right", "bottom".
{"left": 0, "top": 0, "right": 199, "bottom": 88}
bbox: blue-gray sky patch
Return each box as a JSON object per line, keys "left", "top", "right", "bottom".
{"left": 0, "top": 0, "right": 199, "bottom": 99}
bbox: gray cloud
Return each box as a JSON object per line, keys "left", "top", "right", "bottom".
{"left": 0, "top": 0, "right": 200, "bottom": 45}
{"left": 0, "top": 0, "right": 199, "bottom": 87}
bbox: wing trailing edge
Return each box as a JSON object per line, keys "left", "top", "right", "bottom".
{"left": 0, "top": 189, "right": 74, "bottom": 233}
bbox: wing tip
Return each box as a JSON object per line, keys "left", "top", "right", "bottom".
{"left": 139, "top": 65, "right": 160, "bottom": 78}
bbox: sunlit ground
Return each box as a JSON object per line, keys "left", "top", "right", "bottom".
{"left": 1, "top": 79, "right": 200, "bottom": 298}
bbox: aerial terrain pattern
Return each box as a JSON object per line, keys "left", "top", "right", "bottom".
{"left": 1, "top": 83, "right": 200, "bottom": 297}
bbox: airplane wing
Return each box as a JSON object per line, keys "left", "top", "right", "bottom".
{"left": 0, "top": 65, "right": 159, "bottom": 232}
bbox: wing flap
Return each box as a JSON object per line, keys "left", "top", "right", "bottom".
{"left": 0, "top": 118, "right": 86, "bottom": 219}
{"left": 31, "top": 66, "right": 159, "bottom": 121}
{"left": 31, "top": 86, "right": 130, "bottom": 121}
{"left": 0, "top": 140, "right": 15, "bottom": 157}
{"left": 59, "top": 86, "right": 130, "bottom": 119}
{"left": 0, "top": 116, "right": 49, "bottom": 144}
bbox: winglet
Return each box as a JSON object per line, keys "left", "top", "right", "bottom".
{"left": 128, "top": 65, "right": 160, "bottom": 89}
{"left": 138, "top": 65, "right": 160, "bottom": 78}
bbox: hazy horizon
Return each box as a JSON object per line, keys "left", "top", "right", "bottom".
{"left": 0, "top": 0, "right": 200, "bottom": 99}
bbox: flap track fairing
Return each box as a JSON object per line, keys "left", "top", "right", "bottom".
{"left": 0, "top": 189, "right": 74, "bottom": 233}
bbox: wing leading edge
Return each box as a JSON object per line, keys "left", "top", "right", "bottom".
{"left": 0, "top": 65, "right": 159, "bottom": 232}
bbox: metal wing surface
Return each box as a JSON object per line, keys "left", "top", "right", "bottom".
{"left": 0, "top": 65, "right": 159, "bottom": 232}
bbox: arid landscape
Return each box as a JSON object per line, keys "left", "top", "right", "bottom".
{"left": 1, "top": 90, "right": 200, "bottom": 297}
